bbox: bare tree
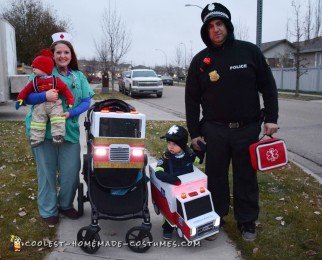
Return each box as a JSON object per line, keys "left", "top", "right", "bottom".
{"left": 1, "top": 0, "right": 69, "bottom": 64}
{"left": 285, "top": 18, "right": 291, "bottom": 40}
{"left": 173, "top": 45, "right": 183, "bottom": 84}
{"left": 234, "top": 18, "right": 250, "bottom": 41}
{"left": 95, "top": 1, "right": 131, "bottom": 91}
{"left": 95, "top": 39, "right": 111, "bottom": 90}
{"left": 186, "top": 40, "right": 193, "bottom": 71}
{"left": 290, "top": 0, "right": 308, "bottom": 96}
{"left": 304, "top": 0, "right": 313, "bottom": 41}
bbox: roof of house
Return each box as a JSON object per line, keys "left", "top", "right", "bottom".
{"left": 297, "top": 36, "right": 322, "bottom": 53}
{"left": 260, "top": 39, "right": 295, "bottom": 53}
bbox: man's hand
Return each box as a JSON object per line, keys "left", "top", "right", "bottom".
{"left": 264, "top": 123, "right": 279, "bottom": 136}
{"left": 191, "top": 136, "right": 206, "bottom": 151}
{"left": 46, "top": 89, "right": 58, "bottom": 102}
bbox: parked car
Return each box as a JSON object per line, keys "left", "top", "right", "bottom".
{"left": 87, "top": 75, "right": 102, "bottom": 84}
{"left": 124, "top": 69, "right": 163, "bottom": 98}
{"left": 161, "top": 75, "right": 174, "bottom": 86}
{"left": 118, "top": 71, "right": 130, "bottom": 93}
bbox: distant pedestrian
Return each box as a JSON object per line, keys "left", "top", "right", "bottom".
{"left": 185, "top": 3, "right": 279, "bottom": 241}
{"left": 24, "top": 32, "right": 94, "bottom": 225}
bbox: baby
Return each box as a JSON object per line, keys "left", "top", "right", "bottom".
{"left": 16, "top": 49, "right": 74, "bottom": 147}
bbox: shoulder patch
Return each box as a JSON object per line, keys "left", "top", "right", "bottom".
{"left": 157, "top": 159, "right": 164, "bottom": 166}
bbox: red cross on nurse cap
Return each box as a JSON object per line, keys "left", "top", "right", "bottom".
{"left": 51, "top": 32, "right": 72, "bottom": 43}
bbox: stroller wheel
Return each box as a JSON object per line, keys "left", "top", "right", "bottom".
{"left": 77, "top": 183, "right": 84, "bottom": 217}
{"left": 126, "top": 226, "right": 153, "bottom": 253}
{"left": 77, "top": 226, "right": 101, "bottom": 254}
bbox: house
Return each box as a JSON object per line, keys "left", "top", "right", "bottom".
{"left": 260, "top": 39, "right": 296, "bottom": 68}
{"left": 297, "top": 36, "right": 322, "bottom": 67}
{"left": 261, "top": 37, "right": 322, "bottom": 68}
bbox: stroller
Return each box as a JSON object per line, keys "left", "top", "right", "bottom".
{"left": 77, "top": 99, "right": 152, "bottom": 254}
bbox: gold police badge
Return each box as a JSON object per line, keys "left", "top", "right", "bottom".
{"left": 209, "top": 70, "right": 220, "bottom": 82}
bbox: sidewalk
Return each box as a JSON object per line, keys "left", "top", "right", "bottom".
{"left": 45, "top": 99, "right": 240, "bottom": 260}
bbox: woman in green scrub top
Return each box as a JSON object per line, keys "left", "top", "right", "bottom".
{"left": 25, "top": 32, "right": 94, "bottom": 225}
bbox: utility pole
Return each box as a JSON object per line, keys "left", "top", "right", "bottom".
{"left": 256, "top": 0, "right": 263, "bottom": 48}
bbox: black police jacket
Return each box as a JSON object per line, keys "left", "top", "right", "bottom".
{"left": 185, "top": 39, "right": 278, "bottom": 139}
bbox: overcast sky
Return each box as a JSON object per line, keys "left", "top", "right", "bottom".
{"left": 29, "top": 0, "right": 313, "bottom": 66}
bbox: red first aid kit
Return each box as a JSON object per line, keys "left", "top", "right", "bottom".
{"left": 249, "top": 135, "right": 288, "bottom": 171}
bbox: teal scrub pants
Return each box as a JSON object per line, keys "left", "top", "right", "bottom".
{"left": 32, "top": 139, "right": 80, "bottom": 218}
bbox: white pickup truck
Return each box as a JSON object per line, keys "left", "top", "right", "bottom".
{"left": 124, "top": 69, "right": 163, "bottom": 98}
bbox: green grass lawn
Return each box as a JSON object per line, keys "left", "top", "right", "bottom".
{"left": 278, "top": 92, "right": 322, "bottom": 101}
{"left": 1, "top": 119, "right": 321, "bottom": 259}
{"left": 0, "top": 121, "right": 56, "bottom": 259}
{"left": 92, "top": 87, "right": 132, "bottom": 101}
{"left": 146, "top": 121, "right": 322, "bottom": 260}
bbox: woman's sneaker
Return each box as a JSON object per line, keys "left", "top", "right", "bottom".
{"left": 59, "top": 208, "right": 80, "bottom": 220}
{"left": 42, "top": 216, "right": 59, "bottom": 225}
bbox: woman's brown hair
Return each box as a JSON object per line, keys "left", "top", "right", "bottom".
{"left": 50, "top": 40, "right": 79, "bottom": 70}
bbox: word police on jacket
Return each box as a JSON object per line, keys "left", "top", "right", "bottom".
{"left": 230, "top": 64, "right": 247, "bottom": 70}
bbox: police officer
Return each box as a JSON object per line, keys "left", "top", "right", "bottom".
{"left": 185, "top": 3, "right": 279, "bottom": 241}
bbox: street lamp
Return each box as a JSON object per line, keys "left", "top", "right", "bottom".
{"left": 155, "top": 48, "right": 168, "bottom": 70}
{"left": 184, "top": 4, "right": 203, "bottom": 9}
{"left": 179, "top": 42, "right": 187, "bottom": 70}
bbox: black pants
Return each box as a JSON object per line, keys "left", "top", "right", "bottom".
{"left": 201, "top": 121, "right": 261, "bottom": 224}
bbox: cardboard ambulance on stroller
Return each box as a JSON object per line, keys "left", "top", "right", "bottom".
{"left": 78, "top": 99, "right": 152, "bottom": 254}
{"left": 149, "top": 162, "right": 220, "bottom": 242}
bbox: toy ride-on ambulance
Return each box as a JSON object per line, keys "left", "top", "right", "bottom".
{"left": 149, "top": 162, "right": 220, "bottom": 242}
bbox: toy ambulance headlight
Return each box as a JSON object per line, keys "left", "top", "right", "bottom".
{"left": 132, "top": 148, "right": 144, "bottom": 157}
{"left": 190, "top": 227, "right": 197, "bottom": 236}
{"left": 214, "top": 217, "right": 220, "bottom": 227}
{"left": 94, "top": 147, "right": 108, "bottom": 156}
{"left": 181, "top": 193, "right": 187, "bottom": 199}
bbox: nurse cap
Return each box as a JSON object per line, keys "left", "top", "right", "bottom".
{"left": 51, "top": 32, "right": 73, "bottom": 43}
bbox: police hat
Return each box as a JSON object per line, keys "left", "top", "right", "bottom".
{"left": 200, "top": 3, "right": 234, "bottom": 46}
{"left": 161, "top": 125, "right": 189, "bottom": 151}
